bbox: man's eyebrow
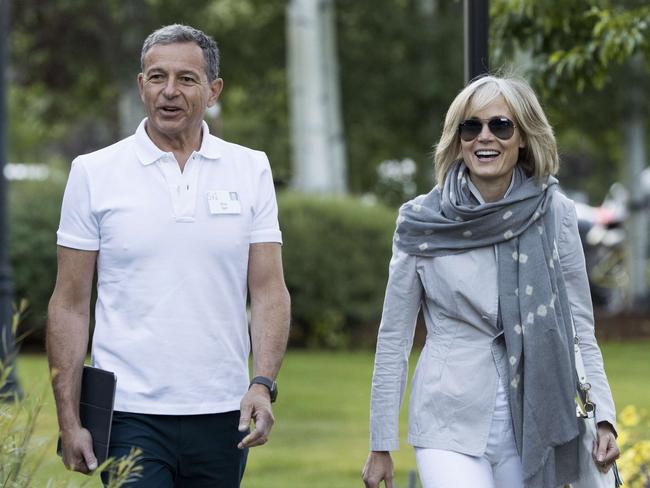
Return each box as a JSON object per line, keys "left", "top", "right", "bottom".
{"left": 145, "top": 67, "right": 203, "bottom": 78}
{"left": 177, "top": 69, "right": 204, "bottom": 78}
{"left": 144, "top": 67, "right": 165, "bottom": 75}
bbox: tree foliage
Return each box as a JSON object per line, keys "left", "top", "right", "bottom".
{"left": 8, "top": 0, "right": 464, "bottom": 195}
{"left": 9, "top": 0, "right": 295, "bottom": 179}
{"left": 337, "top": 0, "right": 463, "bottom": 194}
{"left": 491, "top": 0, "right": 650, "bottom": 200}
{"left": 492, "top": 0, "right": 650, "bottom": 93}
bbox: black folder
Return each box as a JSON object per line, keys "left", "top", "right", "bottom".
{"left": 57, "top": 365, "right": 117, "bottom": 466}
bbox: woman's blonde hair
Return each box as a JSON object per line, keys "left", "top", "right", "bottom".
{"left": 434, "top": 75, "right": 559, "bottom": 184}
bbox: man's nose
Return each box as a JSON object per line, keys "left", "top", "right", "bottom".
{"left": 162, "top": 78, "right": 180, "bottom": 97}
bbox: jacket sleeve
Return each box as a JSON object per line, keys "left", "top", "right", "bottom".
{"left": 369, "top": 242, "right": 423, "bottom": 451}
{"left": 557, "top": 199, "right": 617, "bottom": 433}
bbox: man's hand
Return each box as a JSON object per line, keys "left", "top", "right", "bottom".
{"left": 60, "top": 427, "right": 98, "bottom": 474}
{"left": 237, "top": 384, "right": 275, "bottom": 449}
{"left": 593, "top": 422, "right": 620, "bottom": 473}
{"left": 362, "top": 451, "right": 394, "bottom": 488}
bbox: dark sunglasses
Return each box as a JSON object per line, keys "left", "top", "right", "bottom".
{"left": 458, "top": 116, "right": 517, "bottom": 141}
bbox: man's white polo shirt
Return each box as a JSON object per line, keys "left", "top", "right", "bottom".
{"left": 57, "top": 119, "right": 282, "bottom": 415}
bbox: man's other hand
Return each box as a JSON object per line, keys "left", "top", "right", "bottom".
{"left": 237, "top": 384, "right": 275, "bottom": 449}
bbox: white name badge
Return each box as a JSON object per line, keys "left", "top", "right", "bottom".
{"left": 207, "top": 191, "right": 242, "bottom": 214}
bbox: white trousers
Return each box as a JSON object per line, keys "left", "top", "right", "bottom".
{"left": 415, "top": 382, "right": 524, "bottom": 488}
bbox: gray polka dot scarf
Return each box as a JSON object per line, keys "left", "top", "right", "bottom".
{"left": 395, "top": 162, "right": 580, "bottom": 487}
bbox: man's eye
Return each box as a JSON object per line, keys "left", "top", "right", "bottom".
{"left": 148, "top": 74, "right": 164, "bottom": 82}
{"left": 180, "top": 76, "right": 197, "bottom": 84}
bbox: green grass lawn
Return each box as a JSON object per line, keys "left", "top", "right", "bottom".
{"left": 14, "top": 341, "right": 650, "bottom": 487}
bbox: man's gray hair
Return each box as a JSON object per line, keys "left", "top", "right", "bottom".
{"left": 141, "top": 24, "right": 220, "bottom": 82}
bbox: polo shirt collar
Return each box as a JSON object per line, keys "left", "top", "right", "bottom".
{"left": 135, "top": 118, "right": 221, "bottom": 166}
{"left": 196, "top": 121, "right": 221, "bottom": 160}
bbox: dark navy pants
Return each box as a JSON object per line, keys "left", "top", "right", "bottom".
{"left": 102, "top": 410, "right": 248, "bottom": 488}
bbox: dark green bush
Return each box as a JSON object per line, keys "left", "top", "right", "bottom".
{"left": 278, "top": 192, "right": 396, "bottom": 348}
{"left": 8, "top": 175, "right": 66, "bottom": 343}
{"left": 7, "top": 182, "right": 398, "bottom": 349}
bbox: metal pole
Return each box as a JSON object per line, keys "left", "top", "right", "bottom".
{"left": 321, "top": 0, "right": 347, "bottom": 194}
{"left": 625, "top": 54, "right": 649, "bottom": 311}
{"left": 288, "top": 0, "right": 330, "bottom": 193}
{"left": 464, "top": 0, "right": 489, "bottom": 83}
{"left": 288, "top": 0, "right": 346, "bottom": 194}
{"left": 0, "top": 0, "right": 22, "bottom": 399}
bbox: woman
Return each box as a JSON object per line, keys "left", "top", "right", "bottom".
{"left": 362, "top": 75, "right": 619, "bottom": 488}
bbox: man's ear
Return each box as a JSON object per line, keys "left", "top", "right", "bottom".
{"left": 207, "top": 78, "right": 224, "bottom": 107}
{"left": 137, "top": 73, "right": 145, "bottom": 103}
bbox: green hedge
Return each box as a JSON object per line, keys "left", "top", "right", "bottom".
{"left": 8, "top": 183, "right": 398, "bottom": 348}
{"left": 278, "top": 192, "right": 396, "bottom": 347}
{"left": 8, "top": 175, "right": 66, "bottom": 342}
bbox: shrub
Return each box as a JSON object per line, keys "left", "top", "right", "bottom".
{"left": 8, "top": 174, "right": 67, "bottom": 343}
{"left": 278, "top": 192, "right": 397, "bottom": 348}
{"left": 7, "top": 180, "right": 399, "bottom": 349}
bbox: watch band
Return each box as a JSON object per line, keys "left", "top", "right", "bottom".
{"left": 249, "top": 376, "right": 277, "bottom": 402}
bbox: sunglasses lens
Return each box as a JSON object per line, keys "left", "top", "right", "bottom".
{"left": 459, "top": 120, "right": 483, "bottom": 141}
{"left": 488, "top": 118, "right": 515, "bottom": 140}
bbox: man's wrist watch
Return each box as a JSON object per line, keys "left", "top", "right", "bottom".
{"left": 249, "top": 376, "right": 278, "bottom": 403}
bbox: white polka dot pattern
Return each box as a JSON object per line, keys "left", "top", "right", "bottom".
{"left": 511, "top": 374, "right": 520, "bottom": 388}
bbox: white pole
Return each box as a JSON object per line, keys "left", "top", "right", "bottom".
{"left": 287, "top": 0, "right": 346, "bottom": 194}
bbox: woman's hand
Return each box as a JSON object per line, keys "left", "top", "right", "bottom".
{"left": 593, "top": 422, "right": 620, "bottom": 473}
{"left": 362, "top": 451, "right": 394, "bottom": 488}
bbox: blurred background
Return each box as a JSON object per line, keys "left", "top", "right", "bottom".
{"left": 1, "top": 0, "right": 649, "bottom": 487}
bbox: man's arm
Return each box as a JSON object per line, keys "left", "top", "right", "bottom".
{"left": 46, "top": 246, "right": 98, "bottom": 473}
{"left": 238, "top": 242, "right": 290, "bottom": 449}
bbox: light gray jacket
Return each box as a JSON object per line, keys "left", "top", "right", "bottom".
{"left": 369, "top": 191, "right": 616, "bottom": 454}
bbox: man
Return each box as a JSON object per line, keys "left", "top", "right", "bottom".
{"left": 47, "top": 24, "right": 290, "bottom": 487}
